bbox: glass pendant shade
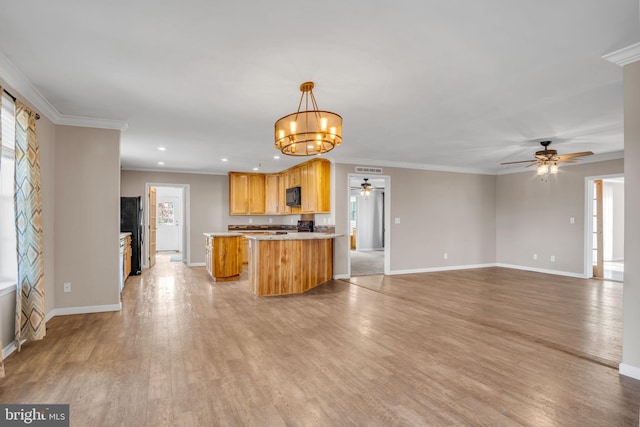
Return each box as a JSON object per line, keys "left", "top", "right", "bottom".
{"left": 275, "top": 82, "right": 343, "bottom": 156}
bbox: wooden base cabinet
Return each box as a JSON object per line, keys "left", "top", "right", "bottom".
{"left": 124, "top": 235, "right": 132, "bottom": 279}
{"left": 205, "top": 234, "right": 243, "bottom": 282}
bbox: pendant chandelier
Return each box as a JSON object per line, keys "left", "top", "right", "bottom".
{"left": 274, "top": 82, "right": 342, "bottom": 156}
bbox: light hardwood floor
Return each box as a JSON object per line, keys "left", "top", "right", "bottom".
{"left": 1, "top": 256, "right": 640, "bottom": 426}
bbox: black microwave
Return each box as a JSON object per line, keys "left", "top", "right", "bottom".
{"left": 286, "top": 186, "right": 301, "bottom": 207}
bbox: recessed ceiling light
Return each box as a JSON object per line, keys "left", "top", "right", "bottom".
{"left": 273, "top": 155, "right": 280, "bottom": 159}
{"left": 157, "top": 147, "right": 166, "bottom": 151}
{"left": 158, "top": 161, "right": 165, "bottom": 165}
{"left": 253, "top": 167, "right": 259, "bottom": 171}
{"left": 221, "top": 158, "right": 228, "bottom": 162}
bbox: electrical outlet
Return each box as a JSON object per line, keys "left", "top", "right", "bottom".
{"left": 533, "top": 253, "right": 537, "bottom": 260}
{"left": 269, "top": 218, "right": 273, "bottom": 224}
{"left": 394, "top": 218, "right": 400, "bottom": 224}
{"left": 249, "top": 218, "right": 253, "bottom": 224}
{"left": 63, "top": 282, "right": 71, "bottom": 293}
{"left": 550, "top": 255, "right": 556, "bottom": 262}
{"left": 444, "top": 253, "right": 448, "bottom": 260}
{"left": 570, "top": 217, "right": 575, "bottom": 224}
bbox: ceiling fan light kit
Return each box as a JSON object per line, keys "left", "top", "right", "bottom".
{"left": 274, "top": 82, "right": 343, "bottom": 157}
{"left": 360, "top": 178, "right": 372, "bottom": 197}
{"left": 501, "top": 140, "right": 594, "bottom": 177}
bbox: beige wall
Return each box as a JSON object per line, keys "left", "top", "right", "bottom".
{"left": 496, "top": 159, "right": 623, "bottom": 275}
{"left": 622, "top": 61, "right": 640, "bottom": 371}
{"left": 333, "top": 163, "right": 497, "bottom": 276}
{"left": 1, "top": 80, "right": 56, "bottom": 352}
{"left": 54, "top": 126, "right": 121, "bottom": 309}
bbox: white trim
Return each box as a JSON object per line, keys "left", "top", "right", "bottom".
{"left": 143, "top": 183, "right": 191, "bottom": 269}
{"left": 390, "top": 263, "right": 497, "bottom": 276}
{"left": 619, "top": 363, "right": 640, "bottom": 380}
{"left": 583, "top": 173, "right": 624, "bottom": 278}
{"left": 0, "top": 50, "right": 128, "bottom": 130}
{"left": 334, "top": 274, "right": 350, "bottom": 280}
{"left": 603, "top": 42, "right": 640, "bottom": 67}
{"left": 346, "top": 173, "right": 392, "bottom": 277}
{"left": 188, "top": 262, "right": 205, "bottom": 267}
{"left": 2, "top": 339, "right": 25, "bottom": 360}
{"left": 46, "top": 303, "right": 122, "bottom": 318}
{"left": 121, "top": 167, "right": 226, "bottom": 176}
{"left": 496, "top": 263, "right": 587, "bottom": 279}
{"left": 0, "top": 283, "right": 15, "bottom": 297}
{"left": 339, "top": 158, "right": 495, "bottom": 175}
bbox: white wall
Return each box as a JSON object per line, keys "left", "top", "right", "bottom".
{"left": 355, "top": 189, "right": 384, "bottom": 251}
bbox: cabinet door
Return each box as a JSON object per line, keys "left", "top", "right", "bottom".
{"left": 265, "top": 174, "right": 279, "bottom": 215}
{"left": 289, "top": 166, "right": 301, "bottom": 187}
{"left": 249, "top": 174, "right": 266, "bottom": 214}
{"left": 301, "top": 163, "right": 316, "bottom": 213}
{"left": 278, "top": 171, "right": 291, "bottom": 214}
{"left": 229, "top": 173, "right": 249, "bottom": 214}
{"left": 314, "top": 159, "right": 331, "bottom": 213}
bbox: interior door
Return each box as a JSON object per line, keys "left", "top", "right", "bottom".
{"left": 149, "top": 186, "right": 157, "bottom": 268}
{"left": 593, "top": 180, "right": 604, "bottom": 278}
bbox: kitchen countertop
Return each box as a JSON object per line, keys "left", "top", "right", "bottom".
{"left": 119, "top": 232, "right": 132, "bottom": 239}
{"left": 203, "top": 232, "right": 243, "bottom": 237}
{"left": 244, "top": 232, "right": 343, "bottom": 241}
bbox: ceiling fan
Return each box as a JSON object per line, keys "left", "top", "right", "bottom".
{"left": 350, "top": 178, "right": 383, "bottom": 196}
{"left": 501, "top": 141, "right": 594, "bottom": 175}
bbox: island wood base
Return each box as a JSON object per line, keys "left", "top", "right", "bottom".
{"left": 205, "top": 234, "right": 243, "bottom": 282}
{"left": 248, "top": 238, "right": 333, "bottom": 296}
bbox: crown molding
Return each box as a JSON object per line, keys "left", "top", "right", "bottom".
{"left": 0, "top": 50, "right": 128, "bottom": 131}
{"left": 602, "top": 41, "right": 640, "bottom": 66}
{"left": 335, "top": 157, "right": 497, "bottom": 175}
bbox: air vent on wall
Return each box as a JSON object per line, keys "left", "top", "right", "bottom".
{"left": 355, "top": 166, "right": 383, "bottom": 174}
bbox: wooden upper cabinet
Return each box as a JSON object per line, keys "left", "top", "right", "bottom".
{"left": 278, "top": 171, "right": 291, "bottom": 214}
{"left": 248, "top": 174, "right": 266, "bottom": 214}
{"left": 229, "top": 172, "right": 265, "bottom": 215}
{"left": 302, "top": 158, "right": 330, "bottom": 213}
{"left": 228, "top": 159, "right": 330, "bottom": 215}
{"left": 265, "top": 174, "right": 279, "bottom": 215}
{"left": 229, "top": 173, "right": 250, "bottom": 214}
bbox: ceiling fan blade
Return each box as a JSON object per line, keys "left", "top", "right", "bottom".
{"left": 525, "top": 162, "right": 539, "bottom": 168}
{"left": 556, "top": 151, "right": 594, "bottom": 160}
{"left": 556, "top": 159, "right": 580, "bottom": 163}
{"left": 500, "top": 160, "right": 537, "bottom": 165}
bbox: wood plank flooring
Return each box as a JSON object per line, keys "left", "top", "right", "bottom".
{"left": 1, "top": 256, "right": 640, "bottom": 426}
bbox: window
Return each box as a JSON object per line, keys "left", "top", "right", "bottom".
{"left": 157, "top": 201, "right": 174, "bottom": 224}
{"left": 0, "top": 93, "right": 17, "bottom": 287}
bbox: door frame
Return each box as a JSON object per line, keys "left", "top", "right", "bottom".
{"left": 584, "top": 173, "right": 623, "bottom": 278}
{"left": 144, "top": 182, "right": 191, "bottom": 268}
{"left": 347, "top": 173, "right": 391, "bottom": 276}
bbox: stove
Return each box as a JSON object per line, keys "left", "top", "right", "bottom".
{"left": 297, "top": 220, "right": 314, "bottom": 232}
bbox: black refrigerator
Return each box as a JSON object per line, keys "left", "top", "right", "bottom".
{"left": 121, "top": 196, "right": 143, "bottom": 275}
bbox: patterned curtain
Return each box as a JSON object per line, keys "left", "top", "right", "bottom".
{"left": 14, "top": 100, "right": 45, "bottom": 350}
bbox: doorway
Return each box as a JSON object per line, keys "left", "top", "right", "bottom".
{"left": 347, "top": 174, "right": 390, "bottom": 276}
{"left": 144, "top": 183, "right": 190, "bottom": 268}
{"left": 585, "top": 175, "right": 624, "bottom": 281}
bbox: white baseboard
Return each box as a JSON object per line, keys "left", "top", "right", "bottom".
{"left": 46, "top": 303, "right": 122, "bottom": 318}
{"left": 188, "top": 262, "right": 205, "bottom": 267}
{"left": 619, "top": 363, "right": 640, "bottom": 380}
{"left": 496, "top": 263, "right": 587, "bottom": 279}
{"left": 2, "top": 339, "right": 26, "bottom": 360}
{"left": 334, "top": 274, "right": 350, "bottom": 280}
{"left": 389, "top": 263, "right": 497, "bottom": 276}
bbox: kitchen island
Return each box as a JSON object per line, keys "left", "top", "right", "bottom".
{"left": 245, "top": 232, "right": 342, "bottom": 296}
{"left": 203, "top": 232, "right": 243, "bottom": 282}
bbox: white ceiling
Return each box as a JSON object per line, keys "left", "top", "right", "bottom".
{"left": 1, "top": 1, "right": 638, "bottom": 175}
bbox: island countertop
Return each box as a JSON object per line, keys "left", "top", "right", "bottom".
{"left": 203, "top": 232, "right": 243, "bottom": 237}
{"left": 244, "top": 232, "right": 343, "bottom": 241}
